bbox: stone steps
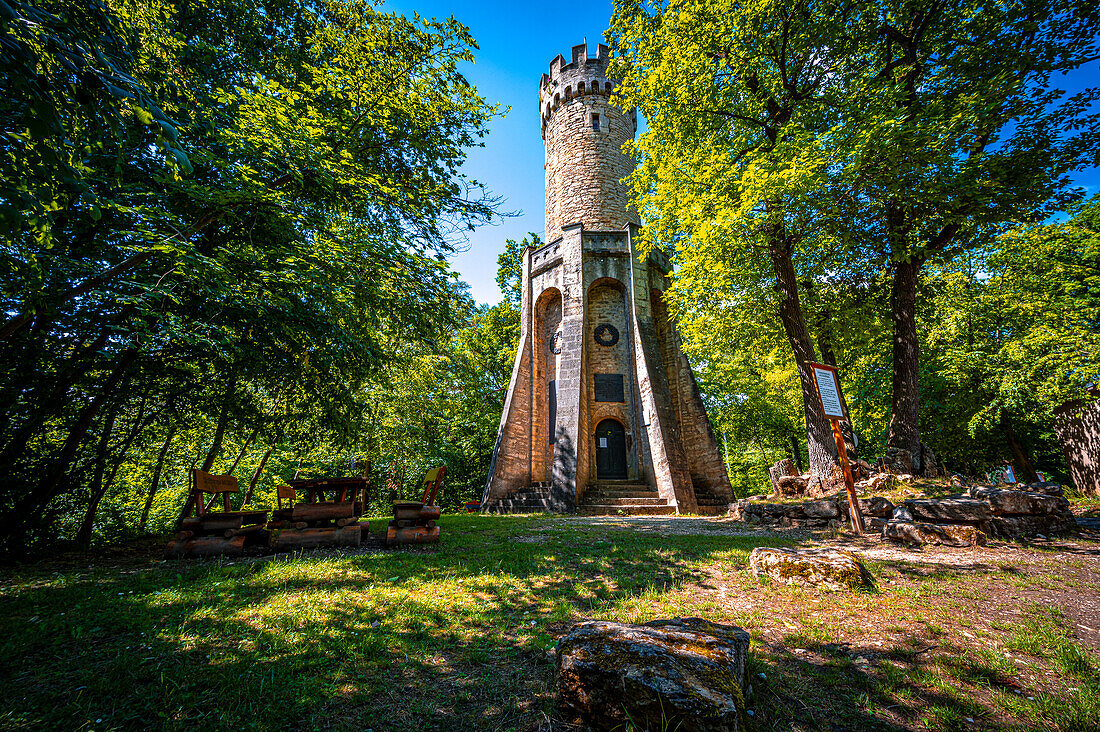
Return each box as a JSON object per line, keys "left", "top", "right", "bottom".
{"left": 578, "top": 504, "right": 676, "bottom": 516}
{"left": 579, "top": 482, "right": 673, "bottom": 515}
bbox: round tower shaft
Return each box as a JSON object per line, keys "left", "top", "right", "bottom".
{"left": 539, "top": 42, "right": 639, "bottom": 243}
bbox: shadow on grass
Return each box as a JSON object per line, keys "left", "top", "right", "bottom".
{"left": 0, "top": 514, "right": 791, "bottom": 731}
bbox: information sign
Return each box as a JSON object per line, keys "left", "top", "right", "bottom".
{"left": 812, "top": 365, "right": 846, "bottom": 419}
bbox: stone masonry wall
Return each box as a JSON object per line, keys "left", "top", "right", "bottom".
{"left": 586, "top": 280, "right": 639, "bottom": 481}
{"left": 541, "top": 45, "right": 638, "bottom": 243}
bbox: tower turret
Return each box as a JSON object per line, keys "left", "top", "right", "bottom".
{"left": 539, "top": 43, "right": 639, "bottom": 243}
{"left": 483, "top": 41, "right": 733, "bottom": 517}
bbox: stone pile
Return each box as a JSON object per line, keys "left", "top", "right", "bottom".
{"left": 729, "top": 496, "right": 895, "bottom": 530}
{"left": 882, "top": 482, "right": 1074, "bottom": 546}
{"left": 730, "top": 481, "right": 1076, "bottom": 546}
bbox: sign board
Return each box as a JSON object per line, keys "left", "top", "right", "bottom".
{"left": 599, "top": 437, "right": 608, "bottom": 448}
{"left": 811, "top": 364, "right": 846, "bottom": 419}
{"left": 594, "top": 373, "right": 625, "bottom": 403}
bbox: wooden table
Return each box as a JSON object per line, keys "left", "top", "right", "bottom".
{"left": 289, "top": 477, "right": 369, "bottom": 506}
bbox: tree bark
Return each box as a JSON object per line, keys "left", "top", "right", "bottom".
{"left": 243, "top": 445, "right": 275, "bottom": 506}
{"left": 767, "top": 242, "right": 837, "bottom": 477}
{"left": 887, "top": 256, "right": 922, "bottom": 470}
{"left": 201, "top": 377, "right": 235, "bottom": 472}
{"left": 140, "top": 422, "right": 178, "bottom": 530}
{"left": 76, "top": 399, "right": 122, "bottom": 547}
{"left": 1001, "top": 411, "right": 1039, "bottom": 483}
{"left": 21, "top": 348, "right": 139, "bottom": 524}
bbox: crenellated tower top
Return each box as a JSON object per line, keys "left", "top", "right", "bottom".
{"left": 540, "top": 42, "right": 639, "bottom": 243}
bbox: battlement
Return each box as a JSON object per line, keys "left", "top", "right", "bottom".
{"left": 539, "top": 41, "right": 634, "bottom": 134}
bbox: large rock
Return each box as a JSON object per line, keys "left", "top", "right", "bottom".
{"left": 556, "top": 618, "right": 750, "bottom": 732}
{"left": 803, "top": 499, "right": 840, "bottom": 518}
{"left": 845, "top": 496, "right": 895, "bottom": 519}
{"left": 904, "top": 498, "right": 990, "bottom": 524}
{"left": 882, "top": 520, "right": 987, "bottom": 547}
{"left": 969, "top": 486, "right": 1070, "bottom": 516}
{"left": 1024, "top": 481, "right": 1065, "bottom": 497}
{"left": 986, "top": 514, "right": 1077, "bottom": 538}
{"left": 749, "top": 547, "right": 874, "bottom": 591}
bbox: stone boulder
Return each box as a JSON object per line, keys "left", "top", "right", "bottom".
{"left": 749, "top": 547, "right": 874, "bottom": 591}
{"left": 904, "top": 498, "right": 990, "bottom": 524}
{"left": 1024, "top": 481, "right": 1065, "bottom": 497}
{"left": 986, "top": 514, "right": 1077, "bottom": 538}
{"left": 848, "top": 496, "right": 895, "bottom": 518}
{"left": 556, "top": 618, "right": 750, "bottom": 732}
{"left": 968, "top": 486, "right": 1070, "bottom": 516}
{"left": 882, "top": 520, "right": 987, "bottom": 547}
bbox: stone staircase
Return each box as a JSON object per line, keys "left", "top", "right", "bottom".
{"left": 578, "top": 482, "right": 675, "bottom": 516}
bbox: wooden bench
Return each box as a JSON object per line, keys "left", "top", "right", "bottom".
{"left": 166, "top": 470, "right": 268, "bottom": 558}
{"left": 388, "top": 466, "right": 445, "bottom": 545}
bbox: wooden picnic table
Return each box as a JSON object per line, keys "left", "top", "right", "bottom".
{"left": 288, "top": 476, "right": 369, "bottom": 505}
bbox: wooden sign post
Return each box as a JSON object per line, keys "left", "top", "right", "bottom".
{"left": 810, "top": 363, "right": 865, "bottom": 534}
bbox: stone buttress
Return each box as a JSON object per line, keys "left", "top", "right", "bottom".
{"left": 482, "top": 42, "right": 733, "bottom": 515}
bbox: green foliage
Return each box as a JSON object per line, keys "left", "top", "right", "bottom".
{"left": 610, "top": 0, "right": 1100, "bottom": 484}
{"left": 0, "top": 0, "right": 505, "bottom": 552}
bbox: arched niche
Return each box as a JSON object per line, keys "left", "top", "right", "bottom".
{"left": 533, "top": 287, "right": 563, "bottom": 481}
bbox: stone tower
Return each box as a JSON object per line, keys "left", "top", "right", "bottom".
{"left": 482, "top": 42, "right": 732, "bottom": 515}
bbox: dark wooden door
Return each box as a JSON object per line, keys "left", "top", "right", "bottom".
{"left": 595, "top": 419, "right": 627, "bottom": 479}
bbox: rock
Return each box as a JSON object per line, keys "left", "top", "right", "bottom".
{"left": 840, "top": 493, "right": 893, "bottom": 517}
{"left": 882, "top": 520, "right": 987, "bottom": 547}
{"left": 968, "top": 486, "right": 1070, "bottom": 516}
{"left": 556, "top": 618, "right": 750, "bottom": 732}
{"left": 1025, "top": 482, "right": 1065, "bottom": 497}
{"left": 775, "top": 475, "right": 808, "bottom": 496}
{"left": 986, "top": 514, "right": 1077, "bottom": 538}
{"left": 803, "top": 500, "right": 840, "bottom": 518}
{"left": 895, "top": 473, "right": 917, "bottom": 484}
{"left": 891, "top": 505, "right": 914, "bottom": 522}
{"left": 882, "top": 448, "right": 915, "bottom": 474}
{"left": 749, "top": 547, "right": 874, "bottom": 591}
{"left": 858, "top": 473, "right": 890, "bottom": 492}
{"left": 904, "top": 498, "right": 991, "bottom": 524}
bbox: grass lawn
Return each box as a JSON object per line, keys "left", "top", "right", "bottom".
{"left": 1, "top": 513, "right": 1098, "bottom": 731}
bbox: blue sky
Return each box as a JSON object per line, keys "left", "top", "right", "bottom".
{"left": 383, "top": 1, "right": 1099, "bottom": 305}
{"left": 384, "top": 0, "right": 621, "bottom": 304}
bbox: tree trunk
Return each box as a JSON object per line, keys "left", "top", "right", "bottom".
{"left": 201, "top": 378, "right": 235, "bottom": 472}
{"left": 243, "top": 445, "right": 275, "bottom": 506}
{"left": 226, "top": 427, "right": 259, "bottom": 475}
{"left": 140, "top": 422, "right": 178, "bottom": 531}
{"left": 76, "top": 400, "right": 122, "bottom": 547}
{"left": 767, "top": 242, "right": 837, "bottom": 477}
{"left": 1001, "top": 411, "right": 1039, "bottom": 483}
{"left": 788, "top": 434, "right": 804, "bottom": 474}
{"left": 23, "top": 348, "right": 138, "bottom": 523}
{"left": 887, "top": 256, "right": 922, "bottom": 470}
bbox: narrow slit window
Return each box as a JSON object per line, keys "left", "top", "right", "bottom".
{"left": 591, "top": 112, "right": 600, "bottom": 131}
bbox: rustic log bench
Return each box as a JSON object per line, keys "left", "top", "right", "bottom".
{"left": 165, "top": 470, "right": 268, "bottom": 558}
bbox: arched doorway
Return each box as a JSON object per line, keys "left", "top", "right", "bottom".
{"left": 595, "top": 419, "right": 627, "bottom": 480}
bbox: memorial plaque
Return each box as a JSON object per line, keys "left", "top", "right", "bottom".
{"left": 594, "top": 373, "right": 625, "bottom": 402}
